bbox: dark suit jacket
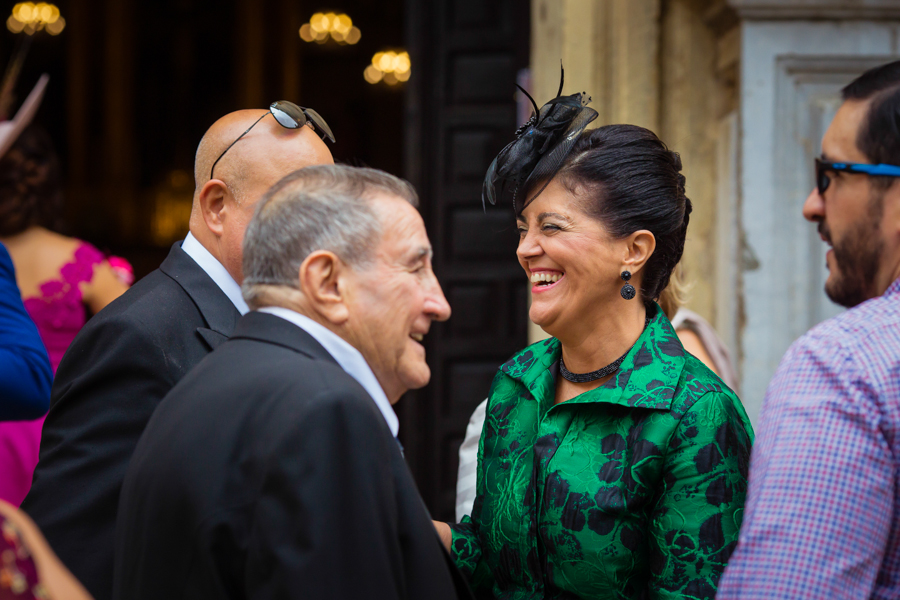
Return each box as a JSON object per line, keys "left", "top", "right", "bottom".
{"left": 22, "top": 241, "right": 241, "bottom": 600}
{"left": 113, "top": 311, "right": 471, "bottom": 600}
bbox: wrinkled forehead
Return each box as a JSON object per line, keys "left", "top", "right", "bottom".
{"left": 369, "top": 193, "right": 431, "bottom": 260}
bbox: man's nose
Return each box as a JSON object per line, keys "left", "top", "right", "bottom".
{"left": 802, "top": 187, "right": 825, "bottom": 222}
{"left": 425, "top": 274, "right": 451, "bottom": 322}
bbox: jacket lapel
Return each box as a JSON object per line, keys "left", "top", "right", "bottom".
{"left": 598, "top": 309, "right": 686, "bottom": 411}
{"left": 158, "top": 241, "right": 241, "bottom": 347}
{"left": 196, "top": 328, "right": 229, "bottom": 350}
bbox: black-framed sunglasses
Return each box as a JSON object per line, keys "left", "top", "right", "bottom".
{"left": 815, "top": 157, "right": 900, "bottom": 196}
{"left": 210, "top": 101, "right": 335, "bottom": 180}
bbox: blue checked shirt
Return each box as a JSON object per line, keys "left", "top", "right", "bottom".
{"left": 717, "top": 278, "right": 900, "bottom": 599}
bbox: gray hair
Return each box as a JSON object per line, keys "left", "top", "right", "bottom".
{"left": 241, "top": 164, "right": 419, "bottom": 308}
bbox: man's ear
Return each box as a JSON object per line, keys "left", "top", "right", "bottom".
{"left": 198, "top": 180, "right": 230, "bottom": 238}
{"left": 299, "top": 251, "right": 350, "bottom": 324}
{"left": 622, "top": 230, "right": 657, "bottom": 274}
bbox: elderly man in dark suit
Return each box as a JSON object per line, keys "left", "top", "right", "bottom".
{"left": 113, "top": 164, "right": 466, "bottom": 599}
{"left": 22, "top": 104, "right": 334, "bottom": 600}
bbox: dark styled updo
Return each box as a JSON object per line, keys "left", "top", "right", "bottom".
{"left": 0, "top": 124, "right": 63, "bottom": 236}
{"left": 557, "top": 124, "right": 691, "bottom": 307}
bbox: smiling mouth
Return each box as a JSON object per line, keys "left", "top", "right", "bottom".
{"left": 530, "top": 272, "right": 564, "bottom": 287}
{"left": 410, "top": 333, "right": 424, "bottom": 342}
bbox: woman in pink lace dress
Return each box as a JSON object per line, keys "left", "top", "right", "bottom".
{"left": 0, "top": 125, "right": 131, "bottom": 506}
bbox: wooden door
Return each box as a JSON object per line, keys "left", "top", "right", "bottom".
{"left": 400, "top": 0, "right": 530, "bottom": 521}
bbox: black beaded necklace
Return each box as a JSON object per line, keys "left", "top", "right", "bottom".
{"left": 559, "top": 316, "right": 652, "bottom": 384}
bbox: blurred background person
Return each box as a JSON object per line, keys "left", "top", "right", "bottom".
{"left": 0, "top": 221, "right": 87, "bottom": 600}
{"left": 0, "top": 241, "right": 50, "bottom": 423}
{"left": 0, "top": 124, "right": 131, "bottom": 507}
{"left": 660, "top": 265, "right": 739, "bottom": 391}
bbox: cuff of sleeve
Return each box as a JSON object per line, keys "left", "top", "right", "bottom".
{"left": 449, "top": 517, "right": 481, "bottom": 579}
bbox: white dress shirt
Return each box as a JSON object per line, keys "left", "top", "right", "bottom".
{"left": 456, "top": 398, "right": 487, "bottom": 521}
{"left": 256, "top": 306, "right": 399, "bottom": 437}
{"left": 181, "top": 232, "right": 249, "bottom": 315}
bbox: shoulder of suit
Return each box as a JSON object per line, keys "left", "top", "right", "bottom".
{"left": 56, "top": 268, "right": 206, "bottom": 376}
{"left": 88, "top": 268, "right": 202, "bottom": 326}
{"left": 219, "top": 342, "right": 378, "bottom": 409}
{"left": 163, "top": 343, "right": 388, "bottom": 442}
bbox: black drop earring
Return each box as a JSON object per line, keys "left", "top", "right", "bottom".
{"left": 620, "top": 271, "right": 636, "bottom": 300}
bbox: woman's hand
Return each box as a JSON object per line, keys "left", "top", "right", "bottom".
{"left": 433, "top": 520, "right": 452, "bottom": 552}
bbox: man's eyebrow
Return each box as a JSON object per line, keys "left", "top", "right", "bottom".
{"left": 406, "top": 246, "right": 432, "bottom": 264}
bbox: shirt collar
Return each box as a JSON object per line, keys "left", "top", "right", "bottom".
{"left": 181, "top": 232, "right": 249, "bottom": 316}
{"left": 256, "top": 306, "right": 399, "bottom": 437}
{"left": 500, "top": 304, "right": 686, "bottom": 411}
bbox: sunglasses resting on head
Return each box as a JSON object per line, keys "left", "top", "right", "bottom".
{"left": 815, "top": 157, "right": 900, "bottom": 195}
{"left": 210, "top": 100, "right": 335, "bottom": 180}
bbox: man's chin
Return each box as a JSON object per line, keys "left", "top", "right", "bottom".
{"left": 825, "top": 274, "right": 868, "bottom": 308}
{"left": 400, "top": 366, "right": 431, "bottom": 395}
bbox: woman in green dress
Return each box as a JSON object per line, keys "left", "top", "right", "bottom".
{"left": 434, "top": 88, "right": 754, "bottom": 599}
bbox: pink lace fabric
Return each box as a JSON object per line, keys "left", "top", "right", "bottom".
{"left": 0, "top": 242, "right": 132, "bottom": 506}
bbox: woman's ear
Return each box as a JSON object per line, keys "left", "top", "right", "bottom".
{"left": 299, "top": 251, "right": 350, "bottom": 324}
{"left": 623, "top": 230, "right": 656, "bottom": 273}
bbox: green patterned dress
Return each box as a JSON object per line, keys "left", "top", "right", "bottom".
{"left": 449, "top": 306, "right": 753, "bottom": 599}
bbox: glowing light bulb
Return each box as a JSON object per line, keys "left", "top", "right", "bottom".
{"left": 335, "top": 14, "right": 351, "bottom": 34}
{"left": 45, "top": 15, "right": 63, "bottom": 34}
{"left": 395, "top": 52, "right": 411, "bottom": 74}
{"left": 310, "top": 12, "right": 326, "bottom": 33}
{"left": 6, "top": 15, "right": 24, "bottom": 33}
{"left": 16, "top": 3, "right": 33, "bottom": 23}
{"left": 377, "top": 51, "right": 395, "bottom": 72}
{"left": 364, "top": 65, "right": 383, "bottom": 84}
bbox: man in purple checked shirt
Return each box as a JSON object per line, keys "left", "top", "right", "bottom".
{"left": 717, "top": 61, "right": 900, "bottom": 599}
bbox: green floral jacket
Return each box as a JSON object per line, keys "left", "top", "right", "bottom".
{"left": 449, "top": 307, "right": 753, "bottom": 600}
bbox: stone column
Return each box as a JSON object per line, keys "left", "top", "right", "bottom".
{"left": 531, "top": 0, "right": 661, "bottom": 129}
{"left": 528, "top": 0, "right": 663, "bottom": 344}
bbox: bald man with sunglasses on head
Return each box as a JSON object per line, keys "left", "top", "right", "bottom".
{"left": 22, "top": 103, "right": 335, "bottom": 600}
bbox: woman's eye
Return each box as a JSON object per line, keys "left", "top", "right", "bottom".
{"left": 517, "top": 227, "right": 528, "bottom": 236}
{"left": 541, "top": 223, "right": 561, "bottom": 232}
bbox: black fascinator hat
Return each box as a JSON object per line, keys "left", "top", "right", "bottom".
{"left": 483, "top": 65, "right": 598, "bottom": 214}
